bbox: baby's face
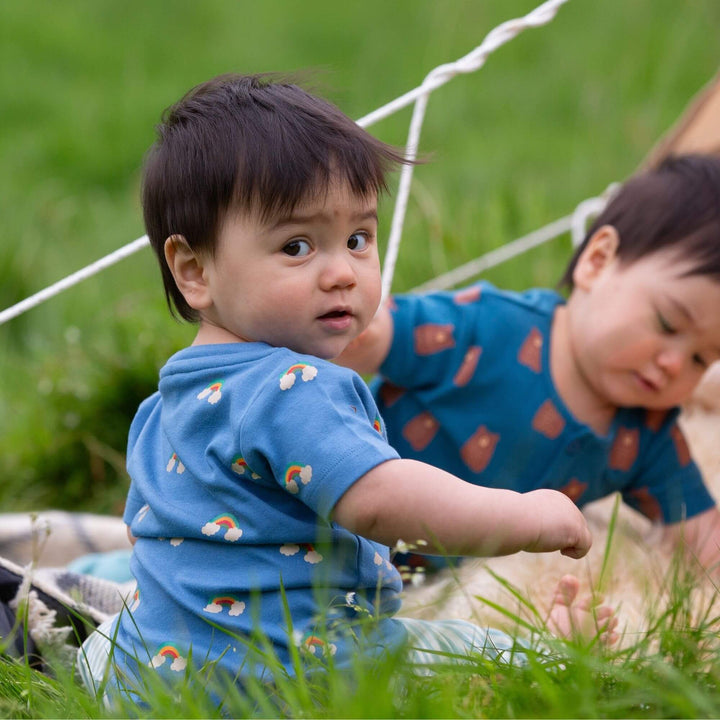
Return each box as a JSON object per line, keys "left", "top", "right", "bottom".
{"left": 197, "top": 179, "right": 382, "bottom": 359}
{"left": 569, "top": 248, "right": 720, "bottom": 411}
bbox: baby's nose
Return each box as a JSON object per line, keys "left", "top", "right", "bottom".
{"left": 657, "top": 347, "right": 686, "bottom": 376}
{"left": 320, "top": 253, "right": 356, "bottom": 289}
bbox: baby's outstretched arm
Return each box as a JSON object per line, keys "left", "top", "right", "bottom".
{"left": 662, "top": 506, "right": 720, "bottom": 576}
{"left": 333, "top": 458, "right": 592, "bottom": 559}
{"left": 334, "top": 303, "right": 393, "bottom": 375}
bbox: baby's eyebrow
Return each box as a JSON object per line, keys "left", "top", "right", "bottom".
{"left": 270, "top": 209, "right": 378, "bottom": 230}
{"left": 668, "top": 297, "right": 720, "bottom": 356}
{"left": 668, "top": 296, "right": 693, "bottom": 323}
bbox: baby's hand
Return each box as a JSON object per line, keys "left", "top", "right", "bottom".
{"left": 334, "top": 304, "right": 393, "bottom": 375}
{"left": 522, "top": 489, "right": 592, "bottom": 559}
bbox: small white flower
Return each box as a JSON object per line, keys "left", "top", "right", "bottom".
{"left": 394, "top": 539, "right": 409, "bottom": 554}
{"left": 410, "top": 572, "right": 426, "bottom": 587}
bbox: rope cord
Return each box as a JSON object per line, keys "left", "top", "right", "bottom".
{"left": 0, "top": 236, "right": 150, "bottom": 326}
{"left": 363, "top": 0, "right": 570, "bottom": 303}
{"left": 0, "top": 0, "right": 569, "bottom": 327}
{"left": 411, "top": 214, "right": 574, "bottom": 294}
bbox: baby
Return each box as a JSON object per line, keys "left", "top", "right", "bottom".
{"left": 76, "top": 73, "right": 613, "bottom": 705}
{"left": 338, "top": 154, "right": 720, "bottom": 574}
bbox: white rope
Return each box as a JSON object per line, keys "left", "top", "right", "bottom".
{"left": 355, "top": 0, "right": 569, "bottom": 130}
{"left": 0, "top": 0, "right": 569, "bottom": 327}
{"left": 0, "top": 236, "right": 150, "bottom": 326}
{"left": 411, "top": 214, "right": 574, "bottom": 293}
{"left": 377, "top": 0, "right": 569, "bottom": 303}
{"left": 570, "top": 182, "right": 620, "bottom": 247}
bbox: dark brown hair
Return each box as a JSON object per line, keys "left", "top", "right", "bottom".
{"left": 142, "top": 73, "right": 410, "bottom": 321}
{"left": 560, "top": 154, "right": 720, "bottom": 288}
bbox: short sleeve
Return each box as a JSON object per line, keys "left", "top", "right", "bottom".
{"left": 622, "top": 418, "right": 715, "bottom": 523}
{"left": 240, "top": 360, "right": 400, "bottom": 521}
{"left": 381, "top": 285, "right": 482, "bottom": 391}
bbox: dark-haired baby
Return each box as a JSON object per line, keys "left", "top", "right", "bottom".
{"left": 76, "top": 73, "right": 615, "bottom": 706}
{"left": 339, "top": 154, "right": 720, "bottom": 575}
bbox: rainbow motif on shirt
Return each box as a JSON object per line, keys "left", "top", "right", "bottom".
{"left": 231, "top": 455, "right": 260, "bottom": 479}
{"left": 150, "top": 644, "right": 187, "bottom": 671}
{"left": 201, "top": 513, "right": 243, "bottom": 541}
{"left": 301, "top": 633, "right": 337, "bottom": 657}
{"left": 279, "top": 542, "right": 323, "bottom": 564}
{"left": 283, "top": 463, "right": 312, "bottom": 494}
{"left": 373, "top": 416, "right": 382, "bottom": 433}
{"left": 130, "top": 588, "right": 140, "bottom": 612}
{"left": 279, "top": 363, "right": 318, "bottom": 390}
{"left": 197, "top": 380, "right": 223, "bottom": 404}
{"left": 166, "top": 453, "right": 185, "bottom": 474}
{"left": 203, "top": 594, "right": 246, "bottom": 616}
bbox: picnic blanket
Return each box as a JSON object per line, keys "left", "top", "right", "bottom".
{"left": 0, "top": 511, "right": 135, "bottom": 665}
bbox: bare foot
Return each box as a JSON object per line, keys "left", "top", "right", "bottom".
{"left": 546, "top": 575, "right": 618, "bottom": 645}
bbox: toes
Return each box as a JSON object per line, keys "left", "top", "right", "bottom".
{"left": 553, "top": 574, "right": 580, "bottom": 607}
{"left": 593, "top": 605, "right": 614, "bottom": 621}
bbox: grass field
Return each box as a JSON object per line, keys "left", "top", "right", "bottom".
{"left": 2, "top": 0, "right": 719, "bottom": 513}
{"left": 1, "top": 0, "right": 720, "bottom": 716}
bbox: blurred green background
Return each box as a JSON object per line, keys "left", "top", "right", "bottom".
{"left": 1, "top": 0, "right": 719, "bottom": 515}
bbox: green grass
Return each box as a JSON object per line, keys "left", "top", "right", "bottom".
{"left": 2, "top": 0, "right": 719, "bottom": 511}
{"left": 1, "top": 0, "right": 720, "bottom": 715}
{"left": 3, "top": 551, "right": 720, "bottom": 718}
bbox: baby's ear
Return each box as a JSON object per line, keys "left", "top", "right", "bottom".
{"left": 164, "top": 235, "right": 212, "bottom": 310}
{"left": 572, "top": 225, "right": 619, "bottom": 290}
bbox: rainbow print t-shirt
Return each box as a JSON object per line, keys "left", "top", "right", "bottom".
{"left": 113, "top": 342, "right": 403, "bottom": 689}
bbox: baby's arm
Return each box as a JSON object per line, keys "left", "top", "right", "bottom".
{"left": 662, "top": 506, "right": 720, "bottom": 573}
{"left": 333, "top": 458, "right": 591, "bottom": 559}
{"left": 334, "top": 303, "right": 393, "bottom": 375}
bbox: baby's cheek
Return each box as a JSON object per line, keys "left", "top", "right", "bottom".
{"left": 692, "top": 362, "right": 720, "bottom": 410}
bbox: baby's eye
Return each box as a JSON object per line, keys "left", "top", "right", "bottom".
{"left": 283, "top": 239, "right": 311, "bottom": 257}
{"left": 657, "top": 313, "right": 676, "bottom": 335}
{"left": 692, "top": 353, "right": 708, "bottom": 369}
{"left": 347, "top": 232, "right": 369, "bottom": 251}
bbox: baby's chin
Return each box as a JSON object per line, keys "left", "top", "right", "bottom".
{"left": 281, "top": 339, "right": 353, "bottom": 361}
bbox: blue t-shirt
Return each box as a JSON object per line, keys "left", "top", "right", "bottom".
{"left": 113, "top": 343, "right": 404, "bottom": 688}
{"left": 375, "top": 282, "right": 714, "bottom": 524}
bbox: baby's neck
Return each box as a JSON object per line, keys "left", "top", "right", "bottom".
{"left": 550, "top": 306, "right": 617, "bottom": 436}
{"left": 193, "top": 321, "right": 251, "bottom": 346}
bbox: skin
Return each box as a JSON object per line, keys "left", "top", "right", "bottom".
{"left": 336, "top": 224, "right": 720, "bottom": 575}
{"left": 165, "top": 182, "right": 383, "bottom": 359}
{"left": 159, "top": 176, "right": 603, "bottom": 639}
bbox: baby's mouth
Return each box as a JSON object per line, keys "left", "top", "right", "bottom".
{"left": 636, "top": 372, "right": 659, "bottom": 392}
{"left": 317, "top": 308, "right": 353, "bottom": 331}
{"left": 318, "top": 309, "right": 351, "bottom": 320}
